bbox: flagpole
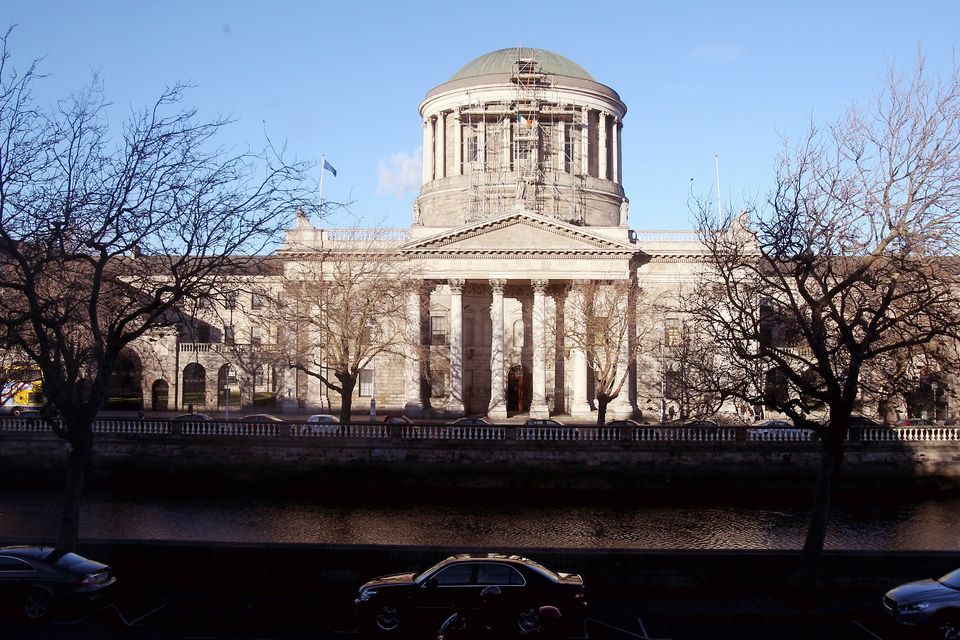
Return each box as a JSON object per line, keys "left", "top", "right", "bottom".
{"left": 318, "top": 154, "right": 325, "bottom": 226}
{"left": 715, "top": 155, "right": 722, "bottom": 218}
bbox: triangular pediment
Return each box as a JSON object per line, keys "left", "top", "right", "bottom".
{"left": 401, "top": 211, "right": 640, "bottom": 256}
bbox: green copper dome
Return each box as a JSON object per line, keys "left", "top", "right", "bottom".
{"left": 451, "top": 48, "right": 594, "bottom": 81}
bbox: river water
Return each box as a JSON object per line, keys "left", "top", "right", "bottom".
{"left": 1, "top": 486, "right": 957, "bottom": 550}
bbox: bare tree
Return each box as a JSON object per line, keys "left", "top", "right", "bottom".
{"left": 686, "top": 57, "right": 960, "bottom": 584}
{"left": 564, "top": 279, "right": 646, "bottom": 425}
{"left": 0, "top": 30, "right": 312, "bottom": 549}
{"left": 274, "top": 228, "right": 420, "bottom": 423}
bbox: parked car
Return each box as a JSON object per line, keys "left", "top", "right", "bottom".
{"left": 848, "top": 415, "right": 881, "bottom": 428}
{"left": 442, "top": 417, "right": 496, "bottom": 438}
{"left": 239, "top": 414, "right": 284, "bottom": 423}
{"left": 355, "top": 553, "right": 586, "bottom": 634}
{"left": 170, "top": 412, "right": 212, "bottom": 421}
{"left": 0, "top": 546, "right": 116, "bottom": 620}
{"left": 451, "top": 417, "right": 494, "bottom": 428}
{"left": 896, "top": 418, "right": 936, "bottom": 428}
{"left": 605, "top": 419, "right": 642, "bottom": 427}
{"left": 523, "top": 418, "right": 565, "bottom": 427}
{"left": 883, "top": 567, "right": 960, "bottom": 638}
{"left": 684, "top": 419, "right": 720, "bottom": 429}
{"left": 302, "top": 414, "right": 340, "bottom": 435}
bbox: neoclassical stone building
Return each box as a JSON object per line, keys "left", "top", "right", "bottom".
{"left": 132, "top": 47, "right": 707, "bottom": 420}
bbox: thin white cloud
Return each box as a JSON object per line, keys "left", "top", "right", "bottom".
{"left": 688, "top": 43, "right": 747, "bottom": 63}
{"left": 377, "top": 148, "right": 422, "bottom": 197}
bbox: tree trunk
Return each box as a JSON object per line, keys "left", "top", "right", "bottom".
{"left": 337, "top": 374, "right": 357, "bottom": 424}
{"left": 596, "top": 395, "right": 609, "bottom": 426}
{"left": 58, "top": 428, "right": 93, "bottom": 550}
{"left": 798, "top": 418, "right": 846, "bottom": 589}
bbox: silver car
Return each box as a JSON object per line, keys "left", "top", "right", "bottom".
{"left": 883, "top": 568, "right": 960, "bottom": 638}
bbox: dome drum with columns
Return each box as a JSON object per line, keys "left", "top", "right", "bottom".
{"left": 416, "top": 48, "right": 628, "bottom": 229}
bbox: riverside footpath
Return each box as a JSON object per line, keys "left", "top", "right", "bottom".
{"left": 0, "top": 541, "right": 952, "bottom": 639}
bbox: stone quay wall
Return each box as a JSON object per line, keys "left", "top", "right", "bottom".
{"left": 2, "top": 427, "right": 958, "bottom": 492}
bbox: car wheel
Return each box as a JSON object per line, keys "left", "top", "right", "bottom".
{"left": 12, "top": 407, "right": 22, "bottom": 417}
{"left": 517, "top": 607, "right": 540, "bottom": 633}
{"left": 22, "top": 588, "right": 53, "bottom": 620}
{"left": 375, "top": 604, "right": 400, "bottom": 632}
{"left": 933, "top": 612, "right": 960, "bottom": 640}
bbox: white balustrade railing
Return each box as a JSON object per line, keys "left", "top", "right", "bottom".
{"left": 93, "top": 420, "right": 172, "bottom": 435}
{"left": 747, "top": 429, "right": 815, "bottom": 442}
{"left": 518, "top": 426, "right": 582, "bottom": 441}
{"left": 860, "top": 427, "right": 960, "bottom": 443}
{"left": 2, "top": 417, "right": 960, "bottom": 445}
{"left": 179, "top": 421, "right": 281, "bottom": 437}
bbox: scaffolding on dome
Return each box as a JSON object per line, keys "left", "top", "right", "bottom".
{"left": 462, "top": 48, "right": 587, "bottom": 225}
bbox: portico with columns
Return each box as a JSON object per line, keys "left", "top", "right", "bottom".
{"left": 398, "top": 210, "right": 642, "bottom": 420}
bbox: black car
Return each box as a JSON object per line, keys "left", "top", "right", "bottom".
{"left": 355, "top": 553, "right": 586, "bottom": 635}
{"left": 884, "top": 567, "right": 960, "bottom": 637}
{"left": 0, "top": 546, "right": 116, "bottom": 620}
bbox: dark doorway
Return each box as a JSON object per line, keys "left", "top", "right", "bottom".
{"left": 507, "top": 364, "right": 531, "bottom": 414}
{"left": 105, "top": 357, "right": 143, "bottom": 409}
{"left": 182, "top": 363, "right": 206, "bottom": 407}
{"left": 151, "top": 380, "right": 169, "bottom": 411}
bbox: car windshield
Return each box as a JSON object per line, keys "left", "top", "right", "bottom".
{"left": 414, "top": 558, "right": 453, "bottom": 583}
{"left": 51, "top": 552, "right": 88, "bottom": 568}
{"left": 939, "top": 569, "right": 960, "bottom": 589}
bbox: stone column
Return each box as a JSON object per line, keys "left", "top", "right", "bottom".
{"left": 569, "top": 284, "right": 592, "bottom": 417}
{"left": 436, "top": 111, "right": 446, "bottom": 179}
{"left": 453, "top": 110, "right": 462, "bottom": 177}
{"left": 423, "top": 117, "right": 434, "bottom": 184}
{"left": 403, "top": 285, "right": 423, "bottom": 415}
{"left": 488, "top": 279, "right": 507, "bottom": 420}
{"left": 530, "top": 279, "right": 550, "bottom": 418}
{"left": 598, "top": 111, "right": 608, "bottom": 181}
{"left": 609, "top": 292, "right": 633, "bottom": 417}
{"left": 502, "top": 118, "right": 511, "bottom": 170}
{"left": 580, "top": 108, "right": 590, "bottom": 176}
{"left": 448, "top": 278, "right": 465, "bottom": 415}
{"left": 612, "top": 117, "right": 621, "bottom": 185}
{"left": 478, "top": 117, "right": 487, "bottom": 170}
{"left": 557, "top": 121, "right": 565, "bottom": 170}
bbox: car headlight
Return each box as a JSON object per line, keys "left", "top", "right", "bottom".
{"left": 357, "top": 589, "right": 377, "bottom": 602}
{"left": 899, "top": 601, "right": 930, "bottom": 612}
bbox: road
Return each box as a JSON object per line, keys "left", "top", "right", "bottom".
{"left": 2, "top": 588, "right": 915, "bottom": 639}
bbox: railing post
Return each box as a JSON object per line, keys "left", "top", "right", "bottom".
{"left": 506, "top": 425, "right": 518, "bottom": 441}
{"left": 619, "top": 426, "right": 631, "bottom": 442}
{"left": 390, "top": 423, "right": 402, "bottom": 439}
{"left": 170, "top": 421, "right": 182, "bottom": 436}
{"left": 735, "top": 426, "right": 747, "bottom": 442}
{"left": 278, "top": 423, "right": 291, "bottom": 437}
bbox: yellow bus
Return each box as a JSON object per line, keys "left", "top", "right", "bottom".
{"left": 0, "top": 366, "right": 45, "bottom": 416}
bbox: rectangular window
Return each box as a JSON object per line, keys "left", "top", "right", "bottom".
{"left": 225, "top": 291, "right": 237, "bottom": 310}
{"left": 224, "top": 325, "right": 235, "bottom": 345}
{"left": 251, "top": 326, "right": 262, "bottom": 346}
{"left": 431, "top": 316, "right": 448, "bottom": 345}
{"left": 197, "top": 324, "right": 210, "bottom": 344}
{"left": 563, "top": 123, "right": 576, "bottom": 172}
{"left": 251, "top": 293, "right": 264, "bottom": 309}
{"left": 359, "top": 369, "right": 374, "bottom": 396}
{"left": 665, "top": 320, "right": 682, "bottom": 348}
{"left": 466, "top": 133, "right": 479, "bottom": 163}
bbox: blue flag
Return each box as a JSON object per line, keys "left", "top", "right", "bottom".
{"left": 323, "top": 159, "right": 337, "bottom": 177}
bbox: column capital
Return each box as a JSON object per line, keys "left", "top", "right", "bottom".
{"left": 531, "top": 279, "right": 549, "bottom": 294}
{"left": 448, "top": 278, "right": 465, "bottom": 294}
{"left": 489, "top": 278, "right": 507, "bottom": 294}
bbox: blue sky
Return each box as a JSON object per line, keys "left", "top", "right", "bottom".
{"left": 4, "top": 1, "right": 958, "bottom": 230}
